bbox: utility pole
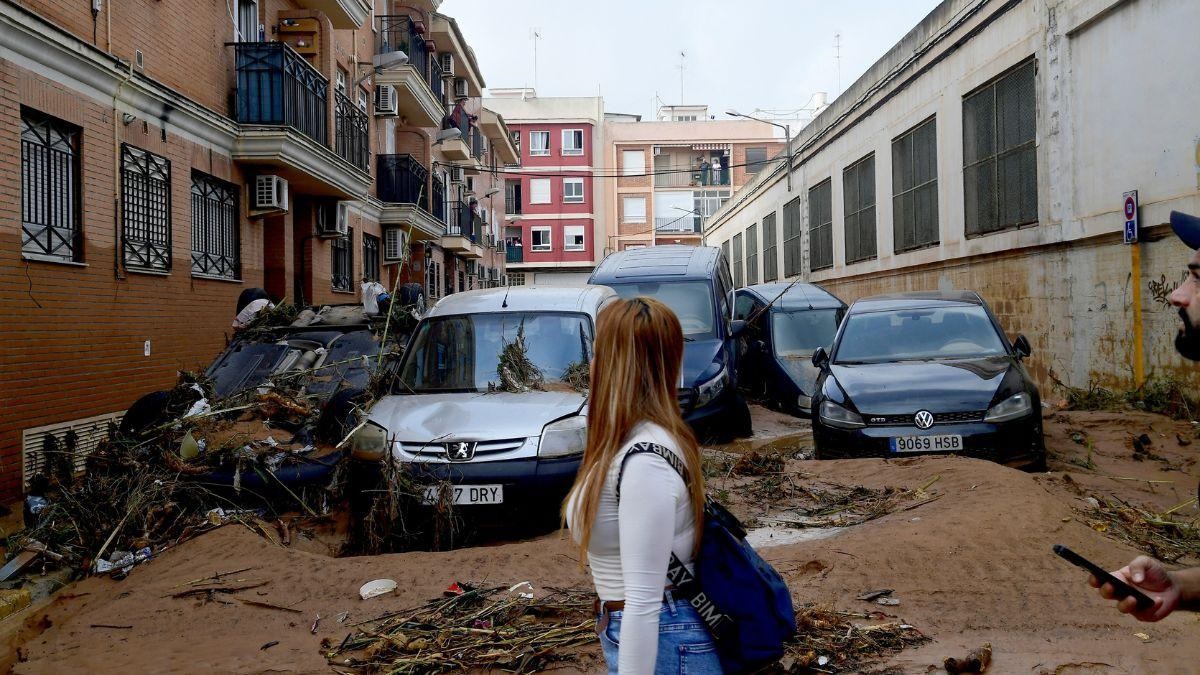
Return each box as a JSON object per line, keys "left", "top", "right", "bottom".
{"left": 726, "top": 110, "right": 792, "bottom": 192}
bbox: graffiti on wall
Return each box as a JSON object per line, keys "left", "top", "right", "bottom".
{"left": 1148, "top": 271, "right": 1188, "bottom": 309}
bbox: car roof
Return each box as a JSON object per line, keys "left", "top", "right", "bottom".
{"left": 849, "top": 290, "right": 985, "bottom": 314}
{"left": 740, "top": 282, "right": 846, "bottom": 311}
{"left": 426, "top": 285, "right": 616, "bottom": 317}
{"left": 590, "top": 245, "right": 719, "bottom": 282}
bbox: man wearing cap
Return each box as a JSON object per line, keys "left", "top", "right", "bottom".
{"left": 1088, "top": 211, "right": 1200, "bottom": 621}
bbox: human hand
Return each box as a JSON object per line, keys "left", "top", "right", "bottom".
{"left": 1088, "top": 555, "right": 1181, "bottom": 622}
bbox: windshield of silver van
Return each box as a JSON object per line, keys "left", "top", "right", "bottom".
{"left": 399, "top": 312, "right": 593, "bottom": 393}
{"left": 606, "top": 281, "right": 716, "bottom": 339}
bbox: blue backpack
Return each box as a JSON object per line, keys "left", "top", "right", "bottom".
{"left": 618, "top": 442, "right": 797, "bottom": 673}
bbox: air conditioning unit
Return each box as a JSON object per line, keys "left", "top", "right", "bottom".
{"left": 449, "top": 166, "right": 464, "bottom": 183}
{"left": 374, "top": 85, "right": 398, "bottom": 116}
{"left": 254, "top": 175, "right": 289, "bottom": 211}
{"left": 454, "top": 78, "right": 468, "bottom": 98}
{"left": 316, "top": 201, "right": 350, "bottom": 238}
{"left": 384, "top": 227, "right": 408, "bottom": 261}
{"left": 439, "top": 52, "right": 454, "bottom": 75}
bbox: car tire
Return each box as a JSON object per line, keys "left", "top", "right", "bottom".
{"left": 317, "top": 387, "right": 367, "bottom": 444}
{"left": 731, "top": 394, "right": 753, "bottom": 438}
{"left": 119, "top": 390, "right": 171, "bottom": 437}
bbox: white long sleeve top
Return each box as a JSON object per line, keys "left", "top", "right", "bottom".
{"left": 567, "top": 421, "right": 697, "bottom": 674}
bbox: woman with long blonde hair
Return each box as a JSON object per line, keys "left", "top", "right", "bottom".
{"left": 565, "top": 297, "right": 720, "bottom": 674}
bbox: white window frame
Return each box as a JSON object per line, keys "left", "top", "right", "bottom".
{"left": 622, "top": 196, "right": 646, "bottom": 223}
{"left": 562, "top": 177, "right": 585, "bottom": 203}
{"left": 529, "top": 131, "right": 550, "bottom": 156}
{"left": 564, "top": 225, "right": 586, "bottom": 251}
{"left": 531, "top": 226, "right": 552, "bottom": 252}
{"left": 622, "top": 150, "right": 645, "bottom": 176}
{"left": 561, "top": 129, "right": 584, "bottom": 156}
{"left": 237, "top": 0, "right": 259, "bottom": 42}
{"left": 529, "top": 178, "right": 551, "bottom": 204}
{"left": 335, "top": 69, "right": 347, "bottom": 95}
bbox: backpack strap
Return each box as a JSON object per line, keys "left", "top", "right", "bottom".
{"left": 616, "top": 442, "right": 689, "bottom": 501}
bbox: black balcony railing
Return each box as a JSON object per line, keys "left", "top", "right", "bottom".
{"left": 655, "top": 215, "right": 702, "bottom": 233}
{"left": 377, "top": 154, "right": 428, "bottom": 208}
{"left": 377, "top": 15, "right": 442, "bottom": 96}
{"left": 447, "top": 201, "right": 472, "bottom": 238}
{"left": 234, "top": 42, "right": 328, "bottom": 146}
{"left": 445, "top": 111, "right": 469, "bottom": 139}
{"left": 334, "top": 92, "right": 369, "bottom": 172}
{"left": 431, "top": 175, "right": 446, "bottom": 224}
{"left": 506, "top": 244, "right": 523, "bottom": 263}
{"left": 428, "top": 56, "right": 444, "bottom": 103}
{"left": 469, "top": 126, "right": 485, "bottom": 160}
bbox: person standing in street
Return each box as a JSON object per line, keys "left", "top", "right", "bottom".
{"left": 565, "top": 297, "right": 721, "bottom": 674}
{"left": 1089, "top": 211, "right": 1200, "bottom": 620}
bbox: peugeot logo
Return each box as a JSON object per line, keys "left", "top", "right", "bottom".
{"left": 914, "top": 410, "right": 935, "bottom": 430}
{"left": 446, "top": 441, "right": 476, "bottom": 462}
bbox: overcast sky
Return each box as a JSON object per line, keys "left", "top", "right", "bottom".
{"left": 442, "top": 0, "right": 942, "bottom": 123}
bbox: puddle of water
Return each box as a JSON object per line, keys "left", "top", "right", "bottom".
{"left": 745, "top": 524, "right": 845, "bottom": 548}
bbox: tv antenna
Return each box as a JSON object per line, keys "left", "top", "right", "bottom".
{"left": 834, "top": 32, "right": 842, "bottom": 95}
{"left": 678, "top": 50, "right": 686, "bottom": 103}
{"left": 531, "top": 28, "right": 541, "bottom": 90}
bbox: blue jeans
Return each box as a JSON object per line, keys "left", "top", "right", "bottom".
{"left": 596, "top": 593, "right": 723, "bottom": 674}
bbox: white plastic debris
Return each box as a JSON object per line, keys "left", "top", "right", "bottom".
{"left": 183, "top": 398, "right": 211, "bottom": 418}
{"left": 359, "top": 579, "right": 398, "bottom": 600}
{"left": 507, "top": 581, "right": 535, "bottom": 600}
{"left": 263, "top": 436, "right": 279, "bottom": 448}
{"left": 817, "top": 656, "right": 829, "bottom": 666}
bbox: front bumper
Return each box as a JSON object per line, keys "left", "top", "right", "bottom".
{"left": 813, "top": 417, "right": 1044, "bottom": 468}
{"left": 681, "top": 386, "right": 748, "bottom": 440}
{"left": 354, "top": 455, "right": 582, "bottom": 507}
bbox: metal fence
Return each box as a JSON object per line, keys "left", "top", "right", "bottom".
{"left": 234, "top": 42, "right": 328, "bottom": 146}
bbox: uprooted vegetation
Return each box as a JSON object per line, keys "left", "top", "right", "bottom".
{"left": 777, "top": 605, "right": 931, "bottom": 673}
{"left": 492, "top": 324, "right": 545, "bottom": 393}
{"left": 1058, "top": 377, "right": 1197, "bottom": 420}
{"left": 1078, "top": 493, "right": 1200, "bottom": 564}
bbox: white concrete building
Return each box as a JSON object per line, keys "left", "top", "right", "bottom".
{"left": 705, "top": 0, "right": 1200, "bottom": 393}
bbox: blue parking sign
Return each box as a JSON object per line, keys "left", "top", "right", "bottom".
{"left": 1124, "top": 219, "right": 1138, "bottom": 244}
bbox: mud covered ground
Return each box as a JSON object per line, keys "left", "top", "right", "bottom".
{"left": 4, "top": 406, "right": 1200, "bottom": 674}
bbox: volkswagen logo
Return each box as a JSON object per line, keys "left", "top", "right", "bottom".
{"left": 913, "top": 410, "right": 935, "bottom": 430}
{"left": 446, "top": 441, "right": 476, "bottom": 462}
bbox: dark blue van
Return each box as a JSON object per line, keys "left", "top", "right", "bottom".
{"left": 589, "top": 245, "right": 752, "bottom": 441}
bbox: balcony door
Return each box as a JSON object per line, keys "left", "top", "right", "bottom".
{"left": 237, "top": 0, "right": 259, "bottom": 42}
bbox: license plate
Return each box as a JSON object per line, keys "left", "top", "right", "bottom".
{"left": 422, "top": 484, "right": 504, "bottom": 505}
{"left": 890, "top": 435, "right": 963, "bottom": 453}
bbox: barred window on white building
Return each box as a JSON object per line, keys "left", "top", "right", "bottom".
{"left": 843, "top": 153, "right": 877, "bottom": 264}
{"left": 745, "top": 223, "right": 758, "bottom": 286}
{"left": 762, "top": 211, "right": 778, "bottom": 282}
{"left": 190, "top": 172, "right": 240, "bottom": 279}
{"left": 891, "top": 117, "right": 939, "bottom": 253}
{"left": 808, "top": 179, "right": 833, "bottom": 271}
{"left": 782, "top": 196, "right": 802, "bottom": 277}
{"left": 964, "top": 58, "right": 1037, "bottom": 237}
{"left": 732, "top": 232, "right": 744, "bottom": 289}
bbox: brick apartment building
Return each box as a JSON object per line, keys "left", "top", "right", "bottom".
{"left": 0, "top": 0, "right": 516, "bottom": 502}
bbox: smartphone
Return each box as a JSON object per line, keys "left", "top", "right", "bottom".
{"left": 1053, "top": 544, "right": 1155, "bottom": 611}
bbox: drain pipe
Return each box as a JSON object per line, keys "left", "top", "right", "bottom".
{"left": 112, "top": 58, "right": 134, "bottom": 280}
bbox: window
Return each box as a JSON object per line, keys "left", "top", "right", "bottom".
{"left": 622, "top": 150, "right": 645, "bottom": 176}
{"left": 122, "top": 144, "right": 172, "bottom": 271}
{"left": 505, "top": 179, "right": 522, "bottom": 214}
{"left": 563, "top": 177, "right": 585, "bottom": 203}
{"left": 529, "top": 178, "right": 551, "bottom": 204}
{"left": 237, "top": 0, "right": 258, "bottom": 42}
{"left": 762, "top": 212, "right": 778, "bottom": 282}
{"left": 808, "top": 178, "right": 833, "bottom": 271}
{"left": 190, "top": 172, "right": 239, "bottom": 279}
{"left": 964, "top": 59, "right": 1037, "bottom": 236}
{"left": 335, "top": 68, "right": 347, "bottom": 95}
{"left": 363, "top": 233, "right": 380, "bottom": 282}
{"left": 745, "top": 223, "right": 758, "bottom": 286}
{"left": 722, "top": 239, "right": 730, "bottom": 269}
{"left": 782, "top": 196, "right": 802, "bottom": 277}
{"left": 508, "top": 272, "right": 526, "bottom": 286}
{"left": 892, "top": 117, "right": 939, "bottom": 252}
{"left": 357, "top": 88, "right": 368, "bottom": 112}
{"left": 745, "top": 147, "right": 768, "bottom": 173}
{"left": 732, "top": 232, "right": 744, "bottom": 288}
{"left": 332, "top": 228, "right": 352, "bottom": 291}
{"left": 564, "top": 225, "right": 586, "bottom": 251}
{"left": 561, "top": 129, "right": 584, "bottom": 156}
{"left": 622, "top": 196, "right": 646, "bottom": 223}
{"left": 529, "top": 131, "right": 550, "bottom": 156}
{"left": 531, "top": 226, "right": 551, "bottom": 251}
{"left": 21, "top": 108, "right": 81, "bottom": 262}
{"left": 843, "top": 153, "right": 877, "bottom": 263}
{"left": 510, "top": 130, "right": 520, "bottom": 153}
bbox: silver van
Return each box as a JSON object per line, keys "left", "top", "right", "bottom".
{"left": 349, "top": 285, "right": 615, "bottom": 509}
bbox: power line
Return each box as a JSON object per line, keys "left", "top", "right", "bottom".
{"left": 433, "top": 158, "right": 765, "bottom": 180}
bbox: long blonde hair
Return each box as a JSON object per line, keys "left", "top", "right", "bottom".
{"left": 564, "top": 297, "right": 705, "bottom": 556}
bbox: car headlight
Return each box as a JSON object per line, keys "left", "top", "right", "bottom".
{"left": 350, "top": 421, "right": 389, "bottom": 462}
{"left": 984, "top": 392, "right": 1033, "bottom": 423}
{"left": 538, "top": 415, "right": 587, "bottom": 458}
{"left": 796, "top": 394, "right": 812, "bottom": 412}
{"left": 695, "top": 365, "right": 729, "bottom": 409}
{"left": 818, "top": 400, "right": 865, "bottom": 429}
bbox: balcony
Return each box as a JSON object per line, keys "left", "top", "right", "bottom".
{"left": 443, "top": 201, "right": 483, "bottom": 258}
{"left": 376, "top": 154, "right": 444, "bottom": 240}
{"left": 431, "top": 175, "right": 446, "bottom": 225}
{"left": 653, "top": 152, "right": 731, "bottom": 188}
{"left": 295, "top": 0, "right": 371, "bottom": 29}
{"left": 231, "top": 42, "right": 370, "bottom": 198}
{"left": 374, "top": 15, "right": 443, "bottom": 128}
{"left": 506, "top": 244, "right": 523, "bottom": 264}
{"left": 481, "top": 108, "right": 520, "bottom": 165}
{"left": 655, "top": 216, "right": 702, "bottom": 234}
{"left": 439, "top": 113, "right": 473, "bottom": 162}
{"left": 334, "top": 92, "right": 369, "bottom": 172}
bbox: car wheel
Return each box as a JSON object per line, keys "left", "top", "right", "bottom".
{"left": 317, "top": 387, "right": 367, "bottom": 444}
{"left": 731, "top": 394, "right": 753, "bottom": 438}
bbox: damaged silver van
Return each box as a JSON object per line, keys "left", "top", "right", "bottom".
{"left": 349, "top": 285, "right": 616, "bottom": 510}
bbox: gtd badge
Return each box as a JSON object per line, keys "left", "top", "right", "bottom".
{"left": 446, "top": 441, "right": 476, "bottom": 462}
{"left": 914, "top": 410, "right": 935, "bottom": 430}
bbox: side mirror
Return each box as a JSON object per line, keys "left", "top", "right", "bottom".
{"left": 812, "top": 347, "right": 829, "bottom": 368}
{"left": 1014, "top": 334, "right": 1032, "bottom": 359}
{"left": 730, "top": 319, "right": 747, "bottom": 339}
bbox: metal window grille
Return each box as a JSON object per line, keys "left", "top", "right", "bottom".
{"left": 190, "top": 172, "right": 239, "bottom": 279}
{"left": 762, "top": 212, "right": 778, "bottom": 282}
{"left": 21, "top": 108, "right": 81, "bottom": 262}
{"left": 425, "top": 258, "right": 439, "bottom": 299}
{"left": 843, "top": 153, "right": 877, "bottom": 264}
{"left": 722, "top": 239, "right": 731, "bottom": 272}
{"left": 745, "top": 223, "right": 759, "bottom": 286}
{"left": 122, "top": 144, "right": 172, "bottom": 271}
{"left": 331, "top": 227, "right": 352, "bottom": 291}
{"left": 782, "top": 196, "right": 802, "bottom": 277}
{"left": 363, "top": 233, "right": 380, "bottom": 282}
{"left": 732, "top": 233, "right": 744, "bottom": 289}
{"left": 964, "top": 59, "right": 1037, "bottom": 236}
{"left": 745, "top": 147, "right": 768, "bottom": 173}
{"left": 891, "top": 117, "right": 939, "bottom": 253}
{"left": 808, "top": 179, "right": 833, "bottom": 271}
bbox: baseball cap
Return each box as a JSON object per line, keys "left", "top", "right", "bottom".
{"left": 1171, "top": 211, "right": 1200, "bottom": 249}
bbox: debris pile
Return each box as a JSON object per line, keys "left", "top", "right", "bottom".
{"left": 1080, "top": 494, "right": 1200, "bottom": 564}
{"left": 493, "top": 325, "right": 545, "bottom": 393}
{"left": 1058, "top": 377, "right": 1196, "bottom": 420}
{"left": 777, "top": 605, "right": 929, "bottom": 673}
{"left": 328, "top": 584, "right": 596, "bottom": 673}
{"left": 732, "top": 451, "right": 787, "bottom": 476}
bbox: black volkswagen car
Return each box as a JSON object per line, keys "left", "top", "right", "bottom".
{"left": 810, "top": 291, "right": 1045, "bottom": 470}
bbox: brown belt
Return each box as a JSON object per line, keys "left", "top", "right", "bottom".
{"left": 594, "top": 589, "right": 677, "bottom": 615}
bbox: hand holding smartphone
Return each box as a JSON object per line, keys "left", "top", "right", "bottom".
{"left": 1053, "top": 544, "right": 1155, "bottom": 611}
